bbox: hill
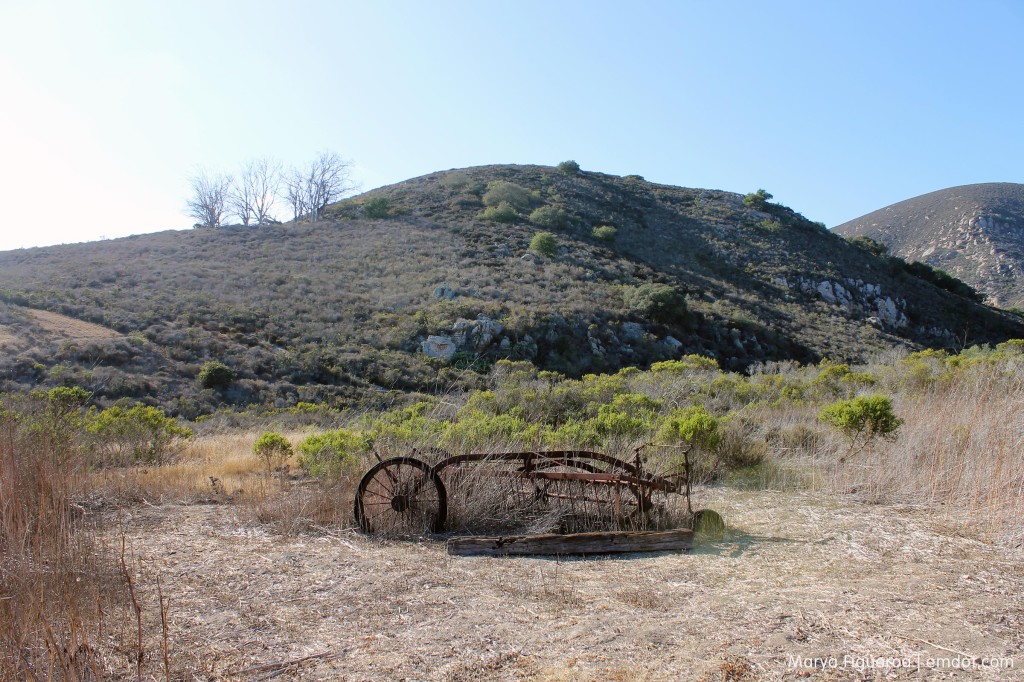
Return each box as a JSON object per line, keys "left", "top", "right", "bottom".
{"left": 834, "top": 182, "right": 1024, "bottom": 308}
{"left": 0, "top": 164, "right": 1021, "bottom": 416}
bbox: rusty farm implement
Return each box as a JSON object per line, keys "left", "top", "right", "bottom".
{"left": 353, "top": 445, "right": 721, "bottom": 542}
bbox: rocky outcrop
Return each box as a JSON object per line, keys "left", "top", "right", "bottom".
{"left": 421, "top": 335, "right": 458, "bottom": 361}
{"left": 451, "top": 316, "right": 504, "bottom": 351}
{"left": 797, "top": 276, "right": 907, "bottom": 329}
{"left": 422, "top": 316, "right": 506, "bottom": 361}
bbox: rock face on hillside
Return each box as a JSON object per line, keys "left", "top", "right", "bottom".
{"left": 835, "top": 183, "right": 1024, "bottom": 308}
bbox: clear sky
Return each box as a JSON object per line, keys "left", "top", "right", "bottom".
{"left": 1, "top": 1, "right": 1022, "bottom": 251}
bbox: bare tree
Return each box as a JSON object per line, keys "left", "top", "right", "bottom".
{"left": 284, "top": 169, "right": 308, "bottom": 223}
{"left": 231, "top": 158, "right": 282, "bottom": 226}
{"left": 186, "top": 170, "right": 232, "bottom": 227}
{"left": 285, "top": 151, "right": 356, "bottom": 223}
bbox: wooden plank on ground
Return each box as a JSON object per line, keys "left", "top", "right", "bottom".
{"left": 447, "top": 529, "right": 693, "bottom": 556}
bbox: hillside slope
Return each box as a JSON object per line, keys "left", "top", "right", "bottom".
{"left": 0, "top": 164, "right": 1021, "bottom": 415}
{"left": 834, "top": 183, "right": 1024, "bottom": 308}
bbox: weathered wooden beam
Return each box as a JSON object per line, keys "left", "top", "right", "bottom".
{"left": 446, "top": 529, "right": 693, "bottom": 556}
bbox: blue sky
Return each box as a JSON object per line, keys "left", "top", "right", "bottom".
{"left": 1, "top": 1, "right": 1021, "bottom": 250}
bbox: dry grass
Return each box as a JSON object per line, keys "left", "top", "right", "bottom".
{"left": 0, "top": 421, "right": 126, "bottom": 679}
{"left": 88, "top": 430, "right": 311, "bottom": 505}
{"left": 801, "top": 370, "right": 1024, "bottom": 545}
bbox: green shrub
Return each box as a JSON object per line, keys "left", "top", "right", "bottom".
{"left": 482, "top": 181, "right": 535, "bottom": 211}
{"left": 624, "top": 283, "right": 688, "bottom": 324}
{"left": 198, "top": 361, "right": 235, "bottom": 389}
{"left": 480, "top": 202, "right": 519, "bottom": 223}
{"left": 298, "top": 428, "right": 363, "bottom": 477}
{"left": 657, "top": 405, "right": 720, "bottom": 449}
{"left": 848, "top": 235, "right": 889, "bottom": 257}
{"left": 650, "top": 355, "right": 719, "bottom": 374}
{"left": 87, "top": 404, "right": 192, "bottom": 465}
{"left": 529, "top": 231, "right": 558, "bottom": 258}
{"left": 20, "top": 386, "right": 92, "bottom": 462}
{"left": 363, "top": 197, "right": 392, "bottom": 219}
{"left": 529, "top": 205, "right": 568, "bottom": 229}
{"left": 819, "top": 394, "right": 902, "bottom": 444}
{"left": 556, "top": 160, "right": 581, "bottom": 175}
{"left": 742, "top": 189, "right": 773, "bottom": 210}
{"left": 591, "top": 225, "right": 617, "bottom": 242}
{"left": 901, "top": 261, "right": 983, "bottom": 302}
{"left": 253, "top": 431, "right": 293, "bottom": 473}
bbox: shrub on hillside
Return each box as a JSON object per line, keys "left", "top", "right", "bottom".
{"left": 591, "top": 225, "right": 617, "bottom": 242}
{"left": 529, "top": 205, "right": 568, "bottom": 229}
{"left": 901, "top": 260, "right": 983, "bottom": 302}
{"left": 624, "top": 283, "right": 688, "bottom": 324}
{"left": 529, "top": 231, "right": 558, "bottom": 258}
{"left": 848, "top": 235, "right": 889, "bottom": 257}
{"left": 742, "top": 189, "right": 773, "bottom": 211}
{"left": 657, "top": 405, "right": 720, "bottom": 449}
{"left": 363, "top": 197, "right": 392, "bottom": 219}
{"left": 198, "top": 361, "right": 235, "bottom": 389}
{"left": 556, "top": 160, "right": 581, "bottom": 175}
{"left": 480, "top": 202, "right": 519, "bottom": 223}
{"left": 482, "top": 181, "right": 535, "bottom": 212}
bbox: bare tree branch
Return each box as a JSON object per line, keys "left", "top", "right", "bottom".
{"left": 186, "top": 170, "right": 232, "bottom": 228}
{"left": 250, "top": 157, "right": 282, "bottom": 225}
{"left": 286, "top": 152, "right": 357, "bottom": 223}
{"left": 284, "top": 169, "right": 308, "bottom": 223}
{"left": 231, "top": 158, "right": 282, "bottom": 226}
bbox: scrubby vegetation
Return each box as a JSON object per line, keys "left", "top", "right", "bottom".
{"left": 901, "top": 260, "right": 984, "bottom": 301}
{"left": 529, "top": 204, "right": 568, "bottom": 229}
{"left": 529, "top": 231, "right": 558, "bottom": 258}
{"left": 556, "top": 160, "right": 581, "bottom": 175}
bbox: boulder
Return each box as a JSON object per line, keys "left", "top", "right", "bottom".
{"left": 450, "top": 316, "right": 504, "bottom": 351}
{"left": 432, "top": 285, "right": 457, "bottom": 300}
{"left": 621, "top": 322, "right": 645, "bottom": 342}
{"left": 421, "top": 335, "right": 458, "bottom": 361}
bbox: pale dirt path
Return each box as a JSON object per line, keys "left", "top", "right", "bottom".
{"left": 0, "top": 306, "right": 121, "bottom": 350}
{"left": 119, "top": 490, "right": 1024, "bottom": 681}
{"left": 26, "top": 308, "right": 121, "bottom": 340}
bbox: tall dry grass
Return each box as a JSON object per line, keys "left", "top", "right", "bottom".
{"left": 0, "top": 419, "right": 124, "bottom": 679}
{"left": 816, "top": 370, "right": 1024, "bottom": 544}
{"left": 90, "top": 430, "right": 307, "bottom": 505}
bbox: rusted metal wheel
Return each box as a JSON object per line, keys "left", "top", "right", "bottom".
{"left": 354, "top": 457, "right": 448, "bottom": 535}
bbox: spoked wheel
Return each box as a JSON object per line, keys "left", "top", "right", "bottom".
{"left": 354, "top": 457, "right": 448, "bottom": 535}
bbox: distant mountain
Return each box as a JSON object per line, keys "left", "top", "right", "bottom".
{"left": 834, "top": 183, "right": 1024, "bottom": 309}
{"left": 0, "top": 165, "right": 1021, "bottom": 416}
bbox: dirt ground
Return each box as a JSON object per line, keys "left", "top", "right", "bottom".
{"left": 118, "top": 489, "right": 1024, "bottom": 681}
{"left": 0, "top": 306, "right": 121, "bottom": 350}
